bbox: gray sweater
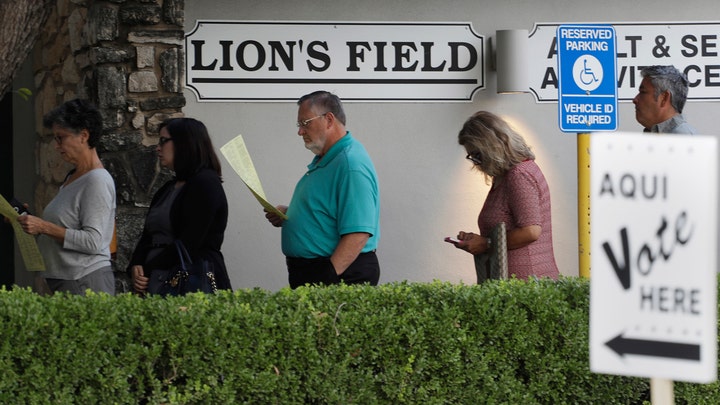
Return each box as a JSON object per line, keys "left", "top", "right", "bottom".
{"left": 648, "top": 114, "right": 697, "bottom": 134}
{"left": 38, "top": 169, "right": 116, "bottom": 280}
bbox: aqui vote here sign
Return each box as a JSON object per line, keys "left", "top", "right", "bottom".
{"left": 557, "top": 25, "right": 617, "bottom": 132}
{"left": 589, "top": 133, "right": 718, "bottom": 383}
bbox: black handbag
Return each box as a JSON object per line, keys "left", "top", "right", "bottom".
{"left": 147, "top": 240, "right": 218, "bottom": 296}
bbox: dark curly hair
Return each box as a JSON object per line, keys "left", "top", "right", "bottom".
{"left": 42, "top": 99, "right": 103, "bottom": 148}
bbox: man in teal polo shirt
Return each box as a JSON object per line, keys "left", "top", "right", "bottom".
{"left": 265, "top": 90, "right": 380, "bottom": 288}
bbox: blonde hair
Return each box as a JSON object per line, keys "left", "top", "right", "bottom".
{"left": 458, "top": 111, "right": 534, "bottom": 182}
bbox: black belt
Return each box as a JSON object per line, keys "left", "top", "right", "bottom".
{"left": 286, "top": 250, "right": 376, "bottom": 263}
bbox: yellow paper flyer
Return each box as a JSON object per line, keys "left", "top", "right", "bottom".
{"left": 0, "top": 195, "right": 46, "bottom": 271}
{"left": 220, "top": 134, "right": 288, "bottom": 219}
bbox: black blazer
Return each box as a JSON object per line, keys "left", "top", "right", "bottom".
{"left": 128, "top": 168, "right": 232, "bottom": 290}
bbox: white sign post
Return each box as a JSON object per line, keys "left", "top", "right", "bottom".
{"left": 590, "top": 133, "right": 718, "bottom": 392}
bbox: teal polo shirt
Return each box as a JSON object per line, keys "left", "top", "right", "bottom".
{"left": 281, "top": 133, "right": 380, "bottom": 258}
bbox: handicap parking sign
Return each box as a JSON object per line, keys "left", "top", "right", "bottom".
{"left": 557, "top": 25, "right": 617, "bottom": 132}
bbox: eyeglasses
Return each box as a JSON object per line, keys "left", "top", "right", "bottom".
{"left": 296, "top": 113, "right": 327, "bottom": 128}
{"left": 158, "top": 136, "right": 173, "bottom": 146}
{"left": 54, "top": 133, "right": 77, "bottom": 145}
{"left": 466, "top": 153, "right": 483, "bottom": 165}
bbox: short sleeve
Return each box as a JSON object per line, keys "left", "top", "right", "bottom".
{"left": 505, "top": 165, "right": 542, "bottom": 228}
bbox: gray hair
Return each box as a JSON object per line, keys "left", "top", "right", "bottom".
{"left": 297, "top": 90, "right": 347, "bottom": 126}
{"left": 640, "top": 65, "right": 689, "bottom": 113}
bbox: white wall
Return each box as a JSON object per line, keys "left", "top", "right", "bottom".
{"left": 184, "top": 0, "right": 720, "bottom": 291}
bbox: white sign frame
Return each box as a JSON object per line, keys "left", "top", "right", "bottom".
{"left": 589, "top": 132, "right": 718, "bottom": 383}
{"left": 529, "top": 21, "right": 720, "bottom": 103}
{"left": 185, "top": 21, "right": 485, "bottom": 102}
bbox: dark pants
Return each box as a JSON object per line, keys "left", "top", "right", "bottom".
{"left": 286, "top": 251, "right": 380, "bottom": 289}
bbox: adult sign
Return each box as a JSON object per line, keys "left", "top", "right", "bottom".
{"left": 557, "top": 25, "right": 617, "bottom": 132}
{"left": 185, "top": 21, "right": 484, "bottom": 102}
{"left": 530, "top": 22, "right": 720, "bottom": 103}
{"left": 589, "top": 132, "right": 718, "bottom": 383}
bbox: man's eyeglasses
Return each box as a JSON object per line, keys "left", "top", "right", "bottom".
{"left": 296, "top": 113, "right": 327, "bottom": 128}
{"left": 158, "top": 136, "right": 173, "bottom": 146}
{"left": 466, "top": 153, "right": 482, "bottom": 166}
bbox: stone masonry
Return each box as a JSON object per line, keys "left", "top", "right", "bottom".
{"left": 32, "top": 0, "right": 185, "bottom": 293}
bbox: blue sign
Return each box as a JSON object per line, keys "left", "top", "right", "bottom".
{"left": 557, "top": 25, "right": 617, "bottom": 132}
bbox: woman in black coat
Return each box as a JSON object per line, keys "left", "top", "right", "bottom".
{"left": 129, "top": 118, "right": 232, "bottom": 293}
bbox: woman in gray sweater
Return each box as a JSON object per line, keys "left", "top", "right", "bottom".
{"left": 17, "top": 99, "right": 116, "bottom": 295}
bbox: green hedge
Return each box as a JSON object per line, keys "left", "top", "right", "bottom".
{"left": 0, "top": 278, "right": 717, "bottom": 404}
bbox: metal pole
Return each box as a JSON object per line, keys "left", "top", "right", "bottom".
{"left": 578, "top": 133, "right": 591, "bottom": 278}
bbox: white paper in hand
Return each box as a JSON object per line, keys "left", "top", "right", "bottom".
{"left": 220, "top": 134, "right": 288, "bottom": 219}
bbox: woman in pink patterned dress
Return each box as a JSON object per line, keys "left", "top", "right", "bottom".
{"left": 452, "top": 111, "right": 559, "bottom": 281}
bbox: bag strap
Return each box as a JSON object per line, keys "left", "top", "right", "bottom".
{"left": 173, "top": 240, "right": 193, "bottom": 271}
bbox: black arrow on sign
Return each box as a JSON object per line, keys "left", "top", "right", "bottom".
{"left": 605, "top": 333, "right": 700, "bottom": 361}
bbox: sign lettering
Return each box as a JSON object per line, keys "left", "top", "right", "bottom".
{"left": 530, "top": 22, "right": 720, "bottom": 102}
{"left": 557, "top": 24, "right": 617, "bottom": 132}
{"left": 185, "top": 21, "right": 484, "bottom": 102}
{"left": 589, "top": 133, "right": 717, "bottom": 383}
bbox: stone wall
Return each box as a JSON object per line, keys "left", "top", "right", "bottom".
{"left": 33, "top": 0, "right": 185, "bottom": 292}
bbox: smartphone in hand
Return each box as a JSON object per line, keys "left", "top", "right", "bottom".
{"left": 444, "top": 236, "right": 460, "bottom": 244}
{"left": 10, "top": 198, "right": 30, "bottom": 216}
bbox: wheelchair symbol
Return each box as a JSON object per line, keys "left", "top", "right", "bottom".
{"left": 573, "top": 55, "right": 603, "bottom": 92}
